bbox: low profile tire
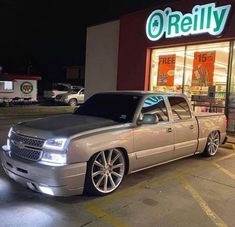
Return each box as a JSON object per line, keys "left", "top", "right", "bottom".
{"left": 69, "top": 98, "right": 77, "bottom": 107}
{"left": 204, "top": 131, "right": 220, "bottom": 157}
{"left": 84, "top": 149, "right": 126, "bottom": 196}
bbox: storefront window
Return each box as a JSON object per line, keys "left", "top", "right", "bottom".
{"left": 150, "top": 41, "right": 230, "bottom": 113}
{"left": 228, "top": 42, "right": 235, "bottom": 132}
{"left": 0, "top": 81, "right": 13, "bottom": 91}
{"left": 185, "top": 42, "right": 229, "bottom": 113}
{"left": 150, "top": 46, "right": 185, "bottom": 93}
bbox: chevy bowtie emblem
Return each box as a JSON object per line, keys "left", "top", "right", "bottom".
{"left": 15, "top": 141, "right": 25, "bottom": 149}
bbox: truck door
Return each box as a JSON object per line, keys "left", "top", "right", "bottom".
{"left": 133, "top": 95, "right": 174, "bottom": 170}
{"left": 168, "top": 96, "right": 198, "bottom": 159}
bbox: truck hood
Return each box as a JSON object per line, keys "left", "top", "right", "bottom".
{"left": 13, "top": 114, "right": 121, "bottom": 139}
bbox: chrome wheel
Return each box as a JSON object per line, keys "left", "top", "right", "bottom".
{"left": 91, "top": 149, "right": 125, "bottom": 194}
{"left": 206, "top": 131, "right": 220, "bottom": 156}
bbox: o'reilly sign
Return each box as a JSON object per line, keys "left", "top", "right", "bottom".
{"left": 146, "top": 3, "right": 231, "bottom": 41}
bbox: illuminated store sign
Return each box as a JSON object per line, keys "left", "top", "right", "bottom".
{"left": 146, "top": 3, "right": 231, "bottom": 41}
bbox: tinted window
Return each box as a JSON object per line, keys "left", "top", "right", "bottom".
{"left": 141, "top": 96, "right": 168, "bottom": 122}
{"left": 168, "top": 97, "right": 191, "bottom": 121}
{"left": 75, "top": 93, "right": 141, "bottom": 123}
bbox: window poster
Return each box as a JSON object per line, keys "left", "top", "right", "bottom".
{"left": 192, "top": 51, "right": 216, "bottom": 86}
{"left": 157, "top": 54, "right": 176, "bottom": 86}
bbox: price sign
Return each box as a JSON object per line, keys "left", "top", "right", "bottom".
{"left": 192, "top": 51, "right": 216, "bottom": 86}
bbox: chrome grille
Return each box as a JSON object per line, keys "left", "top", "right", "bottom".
{"left": 11, "top": 132, "right": 45, "bottom": 148}
{"left": 10, "top": 132, "right": 45, "bottom": 161}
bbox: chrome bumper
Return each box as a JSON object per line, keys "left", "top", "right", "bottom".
{"left": 0, "top": 148, "right": 87, "bottom": 196}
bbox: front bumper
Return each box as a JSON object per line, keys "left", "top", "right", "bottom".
{"left": 0, "top": 148, "right": 87, "bottom": 196}
{"left": 55, "top": 98, "right": 69, "bottom": 104}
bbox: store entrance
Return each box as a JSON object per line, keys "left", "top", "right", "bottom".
{"left": 150, "top": 42, "right": 230, "bottom": 113}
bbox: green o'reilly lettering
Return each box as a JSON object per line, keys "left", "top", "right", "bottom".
{"left": 168, "top": 12, "right": 181, "bottom": 36}
{"left": 146, "top": 2, "right": 231, "bottom": 41}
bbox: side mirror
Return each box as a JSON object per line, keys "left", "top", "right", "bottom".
{"left": 138, "top": 114, "right": 159, "bottom": 125}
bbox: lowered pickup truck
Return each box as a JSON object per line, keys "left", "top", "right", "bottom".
{"left": 1, "top": 91, "right": 227, "bottom": 196}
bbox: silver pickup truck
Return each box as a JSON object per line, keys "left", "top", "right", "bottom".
{"left": 1, "top": 91, "right": 227, "bottom": 196}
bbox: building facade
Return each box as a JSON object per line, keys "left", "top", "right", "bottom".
{"left": 85, "top": 0, "right": 235, "bottom": 132}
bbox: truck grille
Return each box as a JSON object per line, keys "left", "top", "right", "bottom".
{"left": 10, "top": 132, "right": 45, "bottom": 161}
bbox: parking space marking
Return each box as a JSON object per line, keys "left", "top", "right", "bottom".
{"left": 86, "top": 204, "right": 129, "bottom": 227}
{"left": 213, "top": 163, "right": 235, "bottom": 181}
{"left": 215, "top": 152, "right": 235, "bottom": 163}
{"left": 85, "top": 152, "right": 235, "bottom": 226}
{"left": 178, "top": 176, "right": 227, "bottom": 227}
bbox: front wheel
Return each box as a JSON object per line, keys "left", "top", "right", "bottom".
{"left": 69, "top": 98, "right": 77, "bottom": 107}
{"left": 85, "top": 149, "right": 126, "bottom": 195}
{"left": 204, "top": 131, "right": 220, "bottom": 157}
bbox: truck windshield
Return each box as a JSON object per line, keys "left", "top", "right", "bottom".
{"left": 74, "top": 93, "right": 141, "bottom": 123}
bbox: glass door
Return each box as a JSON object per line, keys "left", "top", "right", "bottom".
{"left": 184, "top": 42, "right": 230, "bottom": 113}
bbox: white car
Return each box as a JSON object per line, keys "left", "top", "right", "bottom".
{"left": 43, "top": 83, "right": 71, "bottom": 100}
{"left": 55, "top": 87, "right": 84, "bottom": 106}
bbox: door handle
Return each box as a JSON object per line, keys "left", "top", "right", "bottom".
{"left": 167, "top": 128, "right": 173, "bottom": 133}
{"left": 189, "top": 125, "right": 194, "bottom": 129}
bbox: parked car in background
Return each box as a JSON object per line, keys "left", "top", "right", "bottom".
{"left": 55, "top": 87, "right": 84, "bottom": 106}
{"left": 43, "top": 83, "right": 72, "bottom": 100}
{"left": 1, "top": 92, "right": 227, "bottom": 197}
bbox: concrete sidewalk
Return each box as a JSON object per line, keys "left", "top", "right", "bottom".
{"left": 227, "top": 135, "right": 235, "bottom": 143}
{"left": 0, "top": 105, "right": 75, "bottom": 117}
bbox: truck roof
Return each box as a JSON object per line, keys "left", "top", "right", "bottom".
{"left": 98, "top": 90, "right": 187, "bottom": 97}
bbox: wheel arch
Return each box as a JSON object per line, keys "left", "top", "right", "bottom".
{"left": 87, "top": 147, "right": 130, "bottom": 175}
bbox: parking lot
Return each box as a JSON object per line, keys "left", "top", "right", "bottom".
{"left": 1, "top": 114, "right": 235, "bottom": 227}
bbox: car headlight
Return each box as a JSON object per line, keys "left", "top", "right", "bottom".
{"left": 43, "top": 138, "right": 67, "bottom": 151}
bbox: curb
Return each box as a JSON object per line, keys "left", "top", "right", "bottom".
{"left": 220, "top": 143, "right": 235, "bottom": 149}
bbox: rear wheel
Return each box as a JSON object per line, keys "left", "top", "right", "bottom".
{"left": 204, "top": 131, "right": 220, "bottom": 157}
{"left": 69, "top": 98, "right": 77, "bottom": 107}
{"left": 85, "top": 149, "right": 126, "bottom": 195}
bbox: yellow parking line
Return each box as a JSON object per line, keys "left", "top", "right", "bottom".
{"left": 86, "top": 204, "right": 129, "bottom": 227}
{"left": 214, "top": 153, "right": 235, "bottom": 163}
{"left": 85, "top": 152, "right": 235, "bottom": 226}
{"left": 213, "top": 163, "right": 235, "bottom": 181}
{"left": 178, "top": 176, "right": 227, "bottom": 227}
{"left": 88, "top": 153, "right": 235, "bottom": 208}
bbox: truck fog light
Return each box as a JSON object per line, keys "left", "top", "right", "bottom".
{"left": 39, "top": 186, "right": 54, "bottom": 196}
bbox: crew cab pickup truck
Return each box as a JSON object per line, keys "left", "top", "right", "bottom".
{"left": 1, "top": 91, "right": 227, "bottom": 196}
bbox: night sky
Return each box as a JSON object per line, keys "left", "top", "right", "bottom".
{"left": 0, "top": 0, "right": 175, "bottom": 83}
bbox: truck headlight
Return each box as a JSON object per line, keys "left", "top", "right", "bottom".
{"left": 43, "top": 138, "right": 67, "bottom": 151}
{"left": 4, "top": 127, "right": 13, "bottom": 150}
{"left": 42, "top": 138, "right": 68, "bottom": 164}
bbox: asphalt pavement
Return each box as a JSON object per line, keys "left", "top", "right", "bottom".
{"left": 1, "top": 114, "right": 235, "bottom": 227}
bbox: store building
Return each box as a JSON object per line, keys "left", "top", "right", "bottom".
{"left": 0, "top": 74, "right": 41, "bottom": 103}
{"left": 85, "top": 0, "right": 235, "bottom": 132}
